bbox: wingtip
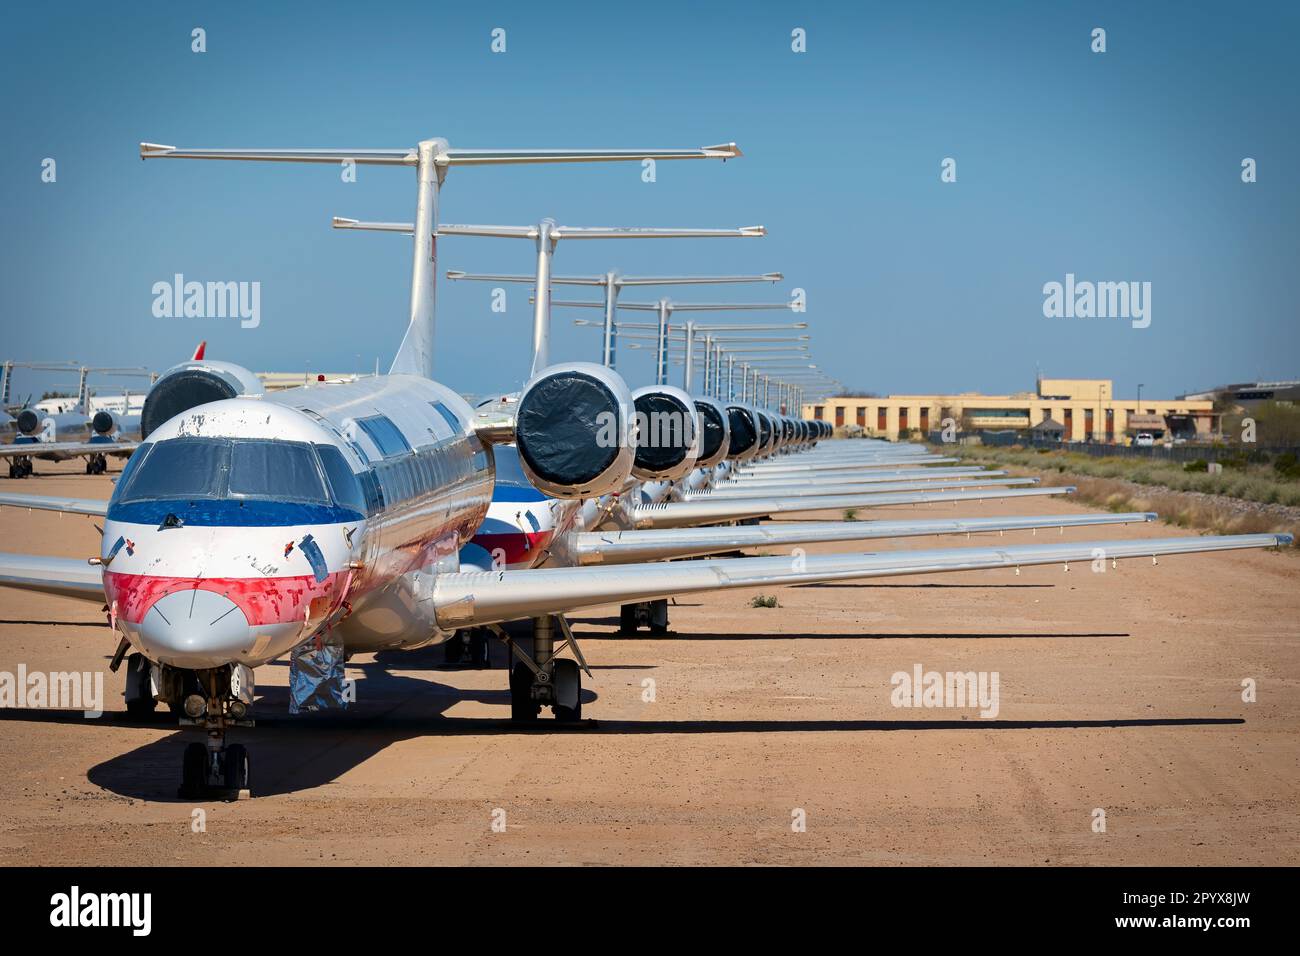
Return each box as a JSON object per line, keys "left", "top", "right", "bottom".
{"left": 703, "top": 142, "right": 742, "bottom": 158}
{"left": 1277, "top": 533, "right": 1295, "bottom": 547}
{"left": 1143, "top": 512, "right": 1159, "bottom": 521}
{"left": 139, "top": 142, "right": 173, "bottom": 159}
{"left": 331, "top": 216, "right": 358, "bottom": 228}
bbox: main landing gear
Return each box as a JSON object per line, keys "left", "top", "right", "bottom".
{"left": 7, "top": 456, "right": 32, "bottom": 479}
{"left": 490, "top": 615, "right": 589, "bottom": 723}
{"left": 84, "top": 453, "right": 108, "bottom": 475}
{"left": 620, "top": 599, "right": 669, "bottom": 635}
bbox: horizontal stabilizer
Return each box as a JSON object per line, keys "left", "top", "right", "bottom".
{"left": 143, "top": 142, "right": 743, "bottom": 167}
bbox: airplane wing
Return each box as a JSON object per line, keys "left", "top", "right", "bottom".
{"left": 0, "top": 493, "right": 108, "bottom": 517}
{"left": 0, "top": 552, "right": 105, "bottom": 602}
{"left": 0, "top": 440, "right": 138, "bottom": 459}
{"left": 434, "top": 533, "right": 1292, "bottom": 628}
{"left": 630, "top": 485, "right": 1074, "bottom": 529}
{"left": 569, "top": 512, "right": 1158, "bottom": 565}
{"left": 682, "top": 476, "right": 1032, "bottom": 499}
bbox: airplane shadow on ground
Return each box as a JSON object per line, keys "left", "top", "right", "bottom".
{"left": 571, "top": 628, "right": 1129, "bottom": 641}
{"left": 0, "top": 701, "right": 1243, "bottom": 802}
{"left": 0, "top": 619, "right": 111, "bottom": 627}
{"left": 0, "top": 630, "right": 1201, "bottom": 802}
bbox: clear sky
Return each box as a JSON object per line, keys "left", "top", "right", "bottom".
{"left": 2, "top": 0, "right": 1296, "bottom": 403}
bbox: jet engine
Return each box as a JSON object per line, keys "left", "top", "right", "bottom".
{"left": 15, "top": 409, "right": 40, "bottom": 435}
{"left": 629, "top": 385, "right": 700, "bottom": 481}
{"left": 724, "top": 403, "right": 761, "bottom": 460}
{"left": 141, "top": 360, "right": 265, "bottom": 439}
{"left": 514, "top": 362, "right": 636, "bottom": 499}
{"left": 691, "top": 396, "right": 731, "bottom": 470}
{"left": 755, "top": 410, "right": 775, "bottom": 455}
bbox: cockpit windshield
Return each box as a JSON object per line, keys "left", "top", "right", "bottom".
{"left": 117, "top": 437, "right": 332, "bottom": 505}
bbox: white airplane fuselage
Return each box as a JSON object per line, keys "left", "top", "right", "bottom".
{"left": 99, "top": 375, "right": 492, "bottom": 670}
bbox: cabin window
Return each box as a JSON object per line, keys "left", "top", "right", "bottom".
{"left": 430, "top": 401, "right": 462, "bottom": 435}
{"left": 359, "top": 470, "right": 384, "bottom": 512}
{"left": 356, "top": 415, "right": 411, "bottom": 458}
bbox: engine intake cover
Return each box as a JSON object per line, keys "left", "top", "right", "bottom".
{"left": 725, "top": 404, "right": 759, "bottom": 460}
{"left": 141, "top": 360, "right": 264, "bottom": 439}
{"left": 692, "top": 397, "right": 731, "bottom": 470}
{"left": 515, "top": 362, "right": 635, "bottom": 499}
{"left": 630, "top": 385, "right": 700, "bottom": 481}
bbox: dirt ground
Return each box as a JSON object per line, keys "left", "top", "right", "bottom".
{"left": 1, "top": 457, "right": 1297, "bottom": 866}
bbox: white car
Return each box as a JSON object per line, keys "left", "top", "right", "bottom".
{"left": 1134, "top": 432, "right": 1155, "bottom": 447}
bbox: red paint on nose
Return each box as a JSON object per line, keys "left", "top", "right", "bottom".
{"left": 104, "top": 571, "right": 346, "bottom": 627}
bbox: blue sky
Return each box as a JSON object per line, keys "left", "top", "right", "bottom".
{"left": 1, "top": 0, "right": 1296, "bottom": 402}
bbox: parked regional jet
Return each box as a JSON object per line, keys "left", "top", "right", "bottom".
{"left": 0, "top": 137, "right": 1289, "bottom": 802}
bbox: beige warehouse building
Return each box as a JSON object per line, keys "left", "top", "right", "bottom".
{"left": 802, "top": 378, "right": 1215, "bottom": 443}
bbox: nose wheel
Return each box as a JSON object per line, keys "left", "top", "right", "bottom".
{"left": 176, "top": 667, "right": 254, "bottom": 800}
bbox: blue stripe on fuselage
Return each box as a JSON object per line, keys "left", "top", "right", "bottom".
{"left": 106, "top": 498, "right": 364, "bottom": 527}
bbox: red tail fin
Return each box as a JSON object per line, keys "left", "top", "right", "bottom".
{"left": 191, "top": 340, "right": 207, "bottom": 361}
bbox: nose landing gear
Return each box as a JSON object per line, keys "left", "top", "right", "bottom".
{"left": 7, "top": 456, "right": 33, "bottom": 479}
{"left": 177, "top": 665, "right": 254, "bottom": 800}
{"left": 84, "top": 453, "right": 107, "bottom": 475}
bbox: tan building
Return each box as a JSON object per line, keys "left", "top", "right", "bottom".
{"left": 803, "top": 378, "right": 1215, "bottom": 443}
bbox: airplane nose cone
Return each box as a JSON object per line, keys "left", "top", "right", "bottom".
{"left": 138, "top": 589, "right": 254, "bottom": 669}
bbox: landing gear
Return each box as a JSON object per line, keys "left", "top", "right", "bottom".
{"left": 84, "top": 453, "right": 107, "bottom": 475}
{"left": 495, "top": 615, "right": 589, "bottom": 724}
{"left": 552, "top": 659, "right": 582, "bottom": 722}
{"left": 176, "top": 665, "right": 255, "bottom": 800}
{"left": 7, "top": 457, "right": 32, "bottom": 479}
{"left": 619, "top": 599, "right": 669, "bottom": 635}
{"left": 122, "top": 653, "right": 157, "bottom": 719}
{"left": 510, "top": 662, "right": 540, "bottom": 721}
{"left": 444, "top": 628, "right": 491, "bottom": 668}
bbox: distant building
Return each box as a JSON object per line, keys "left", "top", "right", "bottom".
{"left": 804, "top": 377, "right": 1215, "bottom": 443}
{"left": 1181, "top": 380, "right": 1300, "bottom": 408}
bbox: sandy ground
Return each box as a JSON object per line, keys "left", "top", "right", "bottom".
{"left": 0, "top": 457, "right": 1297, "bottom": 866}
